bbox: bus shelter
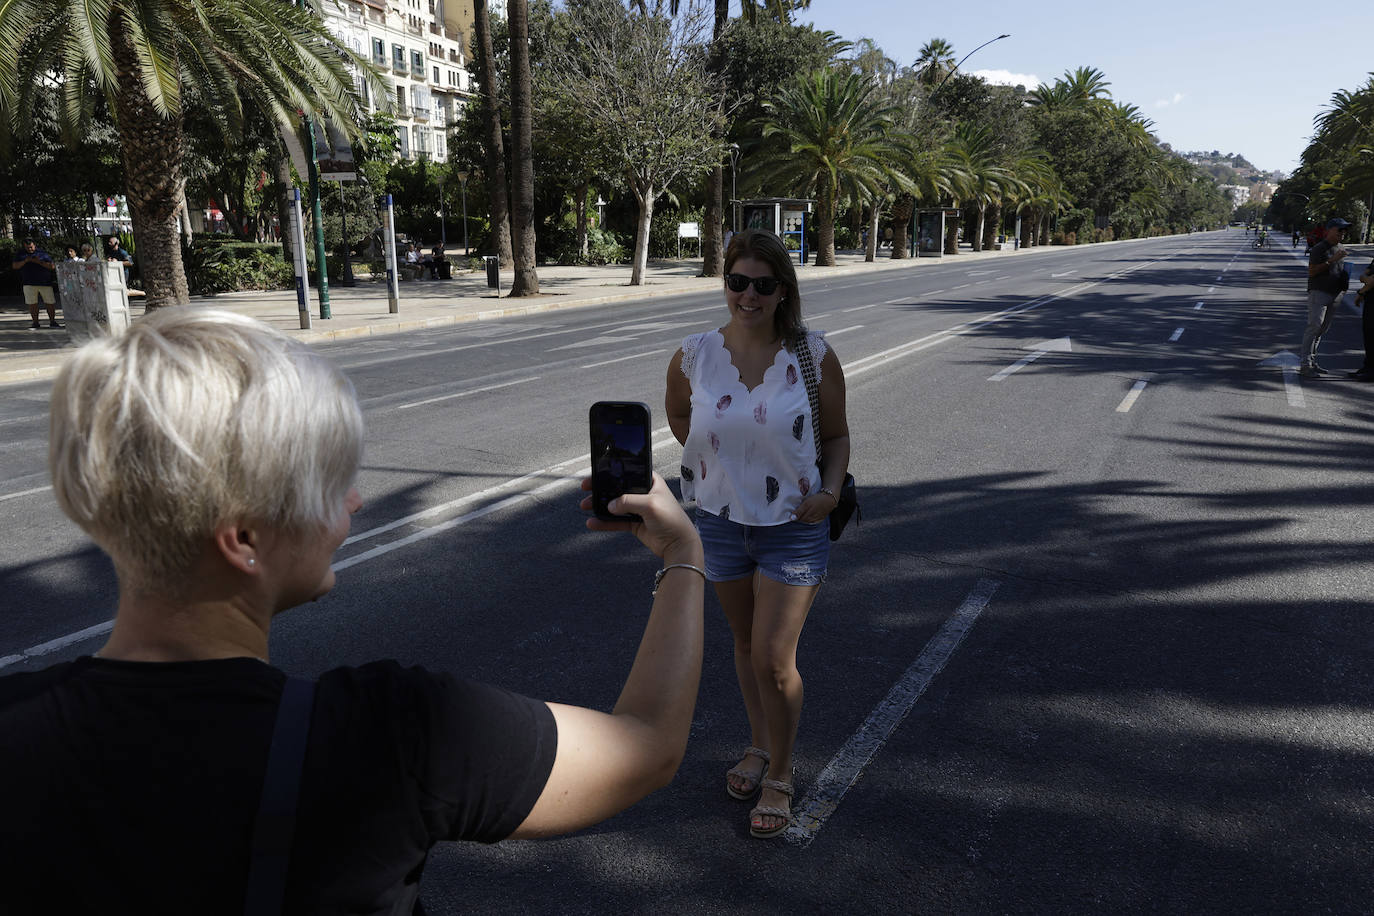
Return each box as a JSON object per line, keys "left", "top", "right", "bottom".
{"left": 739, "top": 198, "right": 814, "bottom": 265}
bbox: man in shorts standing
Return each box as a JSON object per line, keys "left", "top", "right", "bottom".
{"left": 11, "top": 238, "right": 61, "bottom": 330}
{"left": 1299, "top": 218, "right": 1351, "bottom": 377}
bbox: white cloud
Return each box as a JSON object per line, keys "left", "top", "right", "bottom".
{"left": 971, "top": 69, "right": 1041, "bottom": 90}
{"left": 1154, "top": 92, "right": 1186, "bottom": 108}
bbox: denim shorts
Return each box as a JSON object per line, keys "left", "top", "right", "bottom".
{"left": 694, "top": 509, "right": 829, "bottom": 586}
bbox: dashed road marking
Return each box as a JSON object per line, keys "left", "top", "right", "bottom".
{"left": 1116, "top": 380, "right": 1148, "bottom": 413}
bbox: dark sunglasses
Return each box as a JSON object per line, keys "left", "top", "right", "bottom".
{"left": 725, "top": 273, "right": 781, "bottom": 296}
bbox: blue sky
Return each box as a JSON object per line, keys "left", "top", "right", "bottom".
{"left": 794, "top": 1, "right": 1374, "bottom": 176}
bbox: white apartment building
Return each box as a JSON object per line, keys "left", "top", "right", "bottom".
{"left": 318, "top": 0, "right": 477, "bottom": 164}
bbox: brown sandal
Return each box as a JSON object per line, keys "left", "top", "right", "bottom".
{"left": 725, "top": 746, "right": 770, "bottom": 800}
{"left": 749, "top": 777, "right": 794, "bottom": 838}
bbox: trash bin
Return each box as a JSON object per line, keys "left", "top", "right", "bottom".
{"left": 484, "top": 256, "right": 499, "bottom": 288}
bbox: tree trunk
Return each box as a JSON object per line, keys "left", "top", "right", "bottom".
{"left": 943, "top": 205, "right": 960, "bottom": 255}
{"left": 814, "top": 177, "right": 835, "bottom": 266}
{"left": 473, "top": 0, "right": 513, "bottom": 267}
{"left": 631, "top": 181, "right": 656, "bottom": 286}
{"left": 702, "top": 164, "right": 724, "bottom": 276}
{"left": 575, "top": 181, "right": 590, "bottom": 261}
{"left": 866, "top": 198, "right": 881, "bottom": 262}
{"left": 889, "top": 193, "right": 912, "bottom": 259}
{"left": 971, "top": 204, "right": 985, "bottom": 252}
{"left": 983, "top": 202, "right": 1000, "bottom": 251}
{"left": 274, "top": 148, "right": 294, "bottom": 264}
{"left": 1037, "top": 214, "right": 1049, "bottom": 246}
{"left": 507, "top": 0, "right": 538, "bottom": 295}
{"left": 1019, "top": 210, "right": 1034, "bottom": 249}
{"left": 700, "top": 0, "right": 728, "bottom": 278}
{"left": 110, "top": 34, "right": 190, "bottom": 308}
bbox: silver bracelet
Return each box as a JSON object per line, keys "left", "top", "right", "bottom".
{"left": 653, "top": 563, "right": 707, "bottom": 595}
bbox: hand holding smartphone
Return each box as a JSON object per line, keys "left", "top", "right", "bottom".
{"left": 589, "top": 401, "right": 653, "bottom": 521}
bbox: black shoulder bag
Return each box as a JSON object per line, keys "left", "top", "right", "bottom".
{"left": 795, "top": 332, "right": 859, "bottom": 541}
{"left": 244, "top": 676, "right": 316, "bottom": 916}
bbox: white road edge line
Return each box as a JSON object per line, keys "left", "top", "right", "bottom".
{"left": 785, "top": 578, "right": 1001, "bottom": 846}
{"left": 1116, "top": 380, "right": 1148, "bottom": 413}
{"left": 0, "top": 485, "right": 52, "bottom": 504}
{"left": 1194, "top": 302, "right": 1204, "bottom": 310}
{"left": 1169, "top": 327, "right": 1185, "bottom": 342}
{"left": 822, "top": 325, "right": 864, "bottom": 338}
{"left": 395, "top": 376, "right": 540, "bottom": 410}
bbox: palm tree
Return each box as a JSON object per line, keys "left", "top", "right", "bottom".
{"left": 472, "top": 0, "right": 514, "bottom": 267}
{"left": 913, "top": 38, "right": 956, "bottom": 87}
{"left": 0, "top": 0, "right": 373, "bottom": 309}
{"left": 751, "top": 69, "right": 910, "bottom": 266}
{"left": 507, "top": 0, "right": 539, "bottom": 295}
{"left": 947, "top": 124, "right": 1013, "bottom": 253}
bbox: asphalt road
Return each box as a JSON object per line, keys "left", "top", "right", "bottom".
{"left": 3, "top": 229, "right": 1372, "bottom": 913}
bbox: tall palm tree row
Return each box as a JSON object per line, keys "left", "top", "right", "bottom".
{"left": 0, "top": 0, "right": 375, "bottom": 308}
{"left": 749, "top": 69, "right": 911, "bottom": 266}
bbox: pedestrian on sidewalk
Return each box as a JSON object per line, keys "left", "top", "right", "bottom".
{"left": 1300, "top": 217, "right": 1352, "bottom": 377}
{"left": 10, "top": 238, "right": 61, "bottom": 329}
{"left": 0, "top": 308, "right": 707, "bottom": 912}
{"left": 665, "top": 229, "right": 852, "bottom": 839}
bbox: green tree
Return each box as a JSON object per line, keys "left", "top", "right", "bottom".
{"left": 913, "top": 38, "right": 956, "bottom": 87}
{"left": 751, "top": 68, "right": 911, "bottom": 266}
{"left": 0, "top": 0, "right": 377, "bottom": 308}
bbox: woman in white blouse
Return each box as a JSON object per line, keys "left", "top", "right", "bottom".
{"left": 666, "top": 229, "right": 850, "bottom": 838}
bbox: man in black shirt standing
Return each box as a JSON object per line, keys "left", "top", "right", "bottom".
{"left": 1299, "top": 217, "right": 1351, "bottom": 377}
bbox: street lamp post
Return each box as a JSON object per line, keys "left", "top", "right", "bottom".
{"left": 439, "top": 179, "right": 447, "bottom": 252}
{"left": 337, "top": 180, "right": 355, "bottom": 287}
{"left": 456, "top": 170, "right": 470, "bottom": 256}
{"left": 932, "top": 34, "right": 1011, "bottom": 97}
{"left": 728, "top": 143, "right": 741, "bottom": 233}
{"left": 596, "top": 195, "right": 606, "bottom": 228}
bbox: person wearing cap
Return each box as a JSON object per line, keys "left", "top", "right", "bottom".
{"left": 1299, "top": 217, "right": 1352, "bottom": 377}
{"left": 1350, "top": 254, "right": 1374, "bottom": 382}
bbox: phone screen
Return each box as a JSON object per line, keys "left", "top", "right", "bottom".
{"left": 590, "top": 401, "right": 652, "bottom": 520}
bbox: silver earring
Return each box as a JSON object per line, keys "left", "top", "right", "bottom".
{"left": 247, "top": 558, "right": 256, "bottom": 566}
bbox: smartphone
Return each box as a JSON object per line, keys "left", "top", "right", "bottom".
{"left": 589, "top": 401, "right": 653, "bottom": 521}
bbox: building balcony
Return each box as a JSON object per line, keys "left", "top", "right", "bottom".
{"left": 410, "top": 65, "right": 426, "bottom": 80}
{"left": 411, "top": 106, "right": 430, "bottom": 121}
{"left": 405, "top": 20, "right": 424, "bottom": 35}
{"left": 391, "top": 59, "right": 408, "bottom": 74}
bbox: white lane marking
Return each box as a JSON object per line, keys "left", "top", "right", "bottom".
{"left": 843, "top": 303, "right": 883, "bottom": 312}
{"left": 0, "top": 415, "right": 47, "bottom": 429}
{"left": 1116, "top": 380, "right": 1148, "bottom": 413}
{"left": 1169, "top": 327, "right": 1185, "bottom": 342}
{"left": 0, "top": 485, "right": 52, "bottom": 504}
{"left": 1051, "top": 270, "right": 1077, "bottom": 278}
{"left": 548, "top": 335, "right": 639, "bottom": 352}
{"left": 1207, "top": 287, "right": 1216, "bottom": 293}
{"left": 581, "top": 350, "right": 664, "bottom": 369}
{"left": 0, "top": 620, "right": 115, "bottom": 671}
{"left": 822, "top": 325, "right": 863, "bottom": 338}
{"left": 1194, "top": 302, "right": 1204, "bottom": 310}
{"left": 809, "top": 312, "right": 835, "bottom": 320}
{"left": 847, "top": 282, "right": 1094, "bottom": 377}
{"left": 950, "top": 283, "right": 969, "bottom": 290}
{"left": 987, "top": 337, "right": 1073, "bottom": 382}
{"left": 395, "top": 376, "right": 540, "bottom": 410}
{"left": 1283, "top": 369, "right": 1307, "bottom": 408}
{"left": 786, "top": 579, "right": 1000, "bottom": 846}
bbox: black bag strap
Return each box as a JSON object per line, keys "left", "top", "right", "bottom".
{"left": 794, "top": 331, "right": 824, "bottom": 467}
{"left": 244, "top": 675, "right": 317, "bottom": 916}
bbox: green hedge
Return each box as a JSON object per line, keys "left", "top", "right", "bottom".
{"left": 183, "top": 238, "right": 293, "bottom": 296}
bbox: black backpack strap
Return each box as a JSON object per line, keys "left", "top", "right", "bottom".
{"left": 244, "top": 675, "right": 317, "bottom": 916}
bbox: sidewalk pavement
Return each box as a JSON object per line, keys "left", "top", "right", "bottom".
{"left": 0, "top": 244, "right": 1045, "bottom": 385}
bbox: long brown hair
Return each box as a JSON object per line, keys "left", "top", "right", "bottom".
{"left": 724, "top": 229, "right": 805, "bottom": 347}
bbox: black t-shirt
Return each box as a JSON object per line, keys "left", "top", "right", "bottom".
{"left": 0, "top": 656, "right": 557, "bottom": 915}
{"left": 1307, "top": 239, "right": 1346, "bottom": 294}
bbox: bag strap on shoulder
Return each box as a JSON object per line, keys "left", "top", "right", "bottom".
{"left": 244, "top": 675, "right": 317, "bottom": 916}
{"left": 794, "top": 332, "right": 824, "bottom": 467}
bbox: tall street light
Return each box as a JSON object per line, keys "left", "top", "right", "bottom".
{"left": 932, "top": 34, "right": 1011, "bottom": 97}
{"left": 456, "top": 169, "right": 470, "bottom": 256}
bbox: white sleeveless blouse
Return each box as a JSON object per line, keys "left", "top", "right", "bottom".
{"left": 678, "top": 330, "right": 827, "bottom": 526}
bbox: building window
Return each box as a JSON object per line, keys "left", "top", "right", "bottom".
{"left": 433, "top": 65, "right": 439, "bottom": 83}
{"left": 410, "top": 50, "right": 425, "bottom": 78}
{"left": 397, "top": 127, "right": 410, "bottom": 158}
{"left": 392, "top": 44, "right": 406, "bottom": 72}
{"left": 373, "top": 38, "right": 386, "bottom": 66}
{"left": 396, "top": 85, "right": 406, "bottom": 111}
